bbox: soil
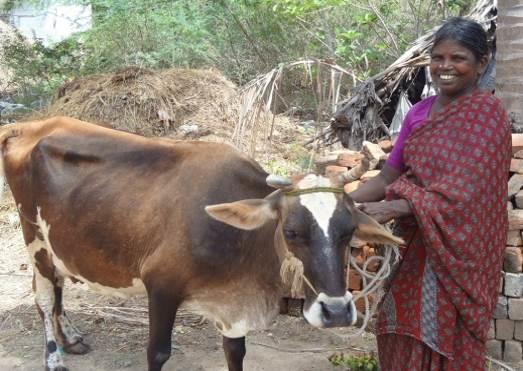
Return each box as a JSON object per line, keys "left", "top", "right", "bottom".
{"left": 0, "top": 189, "right": 376, "bottom": 371}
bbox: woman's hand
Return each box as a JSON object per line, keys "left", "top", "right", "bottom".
{"left": 358, "top": 199, "right": 412, "bottom": 224}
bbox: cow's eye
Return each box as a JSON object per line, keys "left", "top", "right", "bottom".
{"left": 283, "top": 228, "right": 298, "bottom": 240}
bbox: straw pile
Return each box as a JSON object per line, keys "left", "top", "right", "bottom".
{"left": 45, "top": 67, "right": 238, "bottom": 137}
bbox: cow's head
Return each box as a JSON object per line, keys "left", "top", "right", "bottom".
{"left": 205, "top": 174, "right": 402, "bottom": 328}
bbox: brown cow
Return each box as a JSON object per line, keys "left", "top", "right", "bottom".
{"left": 0, "top": 117, "right": 402, "bottom": 371}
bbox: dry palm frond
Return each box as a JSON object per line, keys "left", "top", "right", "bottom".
{"left": 233, "top": 59, "right": 359, "bottom": 157}
{"left": 324, "top": 0, "right": 497, "bottom": 149}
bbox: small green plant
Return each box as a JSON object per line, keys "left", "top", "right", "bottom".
{"left": 328, "top": 352, "right": 379, "bottom": 371}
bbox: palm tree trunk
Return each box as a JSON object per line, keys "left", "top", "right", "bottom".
{"left": 496, "top": 0, "right": 523, "bottom": 130}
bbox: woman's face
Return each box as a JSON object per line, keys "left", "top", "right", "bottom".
{"left": 430, "top": 39, "right": 488, "bottom": 100}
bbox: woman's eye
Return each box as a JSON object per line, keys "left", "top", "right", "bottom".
{"left": 283, "top": 229, "right": 298, "bottom": 240}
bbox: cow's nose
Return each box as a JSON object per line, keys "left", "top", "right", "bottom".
{"left": 319, "top": 299, "right": 354, "bottom": 327}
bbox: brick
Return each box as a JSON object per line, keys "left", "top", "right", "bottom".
{"left": 503, "top": 340, "right": 522, "bottom": 362}
{"left": 325, "top": 165, "right": 348, "bottom": 178}
{"left": 343, "top": 181, "right": 360, "bottom": 193}
{"left": 352, "top": 290, "right": 375, "bottom": 314}
{"left": 350, "top": 247, "right": 365, "bottom": 267}
{"left": 513, "top": 134, "right": 523, "bottom": 154}
{"left": 509, "top": 298, "right": 523, "bottom": 320}
{"left": 511, "top": 158, "right": 523, "bottom": 174}
{"left": 337, "top": 152, "right": 364, "bottom": 168}
{"left": 516, "top": 190, "right": 523, "bottom": 208}
{"left": 508, "top": 209, "right": 523, "bottom": 230}
{"left": 487, "top": 320, "right": 496, "bottom": 340}
{"left": 504, "top": 247, "right": 523, "bottom": 273}
{"left": 516, "top": 321, "right": 523, "bottom": 341}
{"left": 504, "top": 273, "right": 523, "bottom": 297}
{"left": 378, "top": 140, "right": 393, "bottom": 153}
{"left": 508, "top": 174, "right": 523, "bottom": 199}
{"left": 515, "top": 149, "right": 523, "bottom": 159}
{"left": 494, "top": 296, "right": 508, "bottom": 319}
{"left": 496, "top": 319, "right": 515, "bottom": 340}
{"left": 360, "top": 170, "right": 380, "bottom": 180}
{"left": 347, "top": 269, "right": 362, "bottom": 291}
{"left": 486, "top": 339, "right": 502, "bottom": 359}
{"left": 507, "top": 230, "right": 523, "bottom": 247}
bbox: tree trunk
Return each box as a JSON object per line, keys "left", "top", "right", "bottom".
{"left": 496, "top": 0, "right": 523, "bottom": 130}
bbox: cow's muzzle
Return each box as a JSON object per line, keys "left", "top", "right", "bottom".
{"left": 303, "top": 292, "right": 357, "bottom": 328}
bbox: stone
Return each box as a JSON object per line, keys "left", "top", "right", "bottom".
{"left": 504, "top": 247, "right": 523, "bottom": 273}
{"left": 509, "top": 298, "right": 523, "bottom": 320}
{"left": 515, "top": 321, "right": 523, "bottom": 341}
{"left": 486, "top": 339, "right": 502, "bottom": 359}
{"left": 508, "top": 209, "right": 523, "bottom": 230}
{"left": 504, "top": 273, "right": 523, "bottom": 297}
{"left": 516, "top": 190, "right": 523, "bottom": 209}
{"left": 507, "top": 230, "right": 523, "bottom": 247}
{"left": 515, "top": 149, "right": 523, "bottom": 159}
{"left": 493, "top": 296, "right": 508, "bottom": 319}
{"left": 500, "top": 275, "right": 504, "bottom": 294}
{"left": 496, "top": 319, "right": 515, "bottom": 340}
{"left": 508, "top": 201, "right": 514, "bottom": 211}
{"left": 503, "top": 340, "right": 522, "bottom": 362}
{"left": 361, "top": 141, "right": 386, "bottom": 170}
{"left": 511, "top": 158, "right": 523, "bottom": 174}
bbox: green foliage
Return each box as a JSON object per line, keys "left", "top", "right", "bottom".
{"left": 0, "top": 0, "right": 472, "bottom": 107}
{"left": 329, "top": 352, "right": 379, "bottom": 371}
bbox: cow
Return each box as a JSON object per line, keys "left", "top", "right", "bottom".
{"left": 0, "top": 117, "right": 402, "bottom": 371}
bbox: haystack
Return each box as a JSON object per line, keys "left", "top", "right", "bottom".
{"left": 46, "top": 67, "right": 238, "bottom": 137}
{"left": 0, "top": 20, "right": 24, "bottom": 96}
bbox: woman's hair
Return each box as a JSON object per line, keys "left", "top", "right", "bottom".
{"left": 432, "top": 17, "right": 489, "bottom": 61}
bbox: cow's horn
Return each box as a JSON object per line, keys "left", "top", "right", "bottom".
{"left": 266, "top": 175, "right": 293, "bottom": 189}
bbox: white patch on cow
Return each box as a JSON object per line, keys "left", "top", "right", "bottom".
{"left": 26, "top": 238, "right": 66, "bottom": 370}
{"left": 303, "top": 291, "right": 357, "bottom": 328}
{"left": 296, "top": 175, "right": 337, "bottom": 240}
{"left": 220, "top": 319, "right": 249, "bottom": 338}
{"left": 33, "top": 206, "right": 147, "bottom": 298}
{"left": 58, "top": 312, "right": 82, "bottom": 343}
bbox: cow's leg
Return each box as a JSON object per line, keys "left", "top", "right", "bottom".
{"left": 146, "top": 288, "right": 178, "bottom": 371}
{"left": 29, "top": 244, "right": 68, "bottom": 371}
{"left": 52, "top": 279, "right": 91, "bottom": 355}
{"left": 222, "top": 336, "right": 246, "bottom": 371}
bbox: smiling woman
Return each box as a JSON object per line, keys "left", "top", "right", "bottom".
{"left": 348, "top": 17, "right": 512, "bottom": 371}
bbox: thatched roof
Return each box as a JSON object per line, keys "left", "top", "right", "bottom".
{"left": 323, "top": 0, "right": 497, "bottom": 149}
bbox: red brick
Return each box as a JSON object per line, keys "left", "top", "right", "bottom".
{"left": 347, "top": 269, "right": 362, "bottom": 291}
{"left": 325, "top": 165, "right": 348, "bottom": 178}
{"left": 337, "top": 152, "right": 364, "bottom": 168}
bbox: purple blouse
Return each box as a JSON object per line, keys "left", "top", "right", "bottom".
{"left": 386, "top": 95, "right": 437, "bottom": 171}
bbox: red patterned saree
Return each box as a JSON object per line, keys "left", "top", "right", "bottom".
{"left": 377, "top": 91, "right": 511, "bottom": 370}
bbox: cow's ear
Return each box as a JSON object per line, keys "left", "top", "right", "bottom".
{"left": 205, "top": 199, "right": 278, "bottom": 230}
{"left": 344, "top": 196, "right": 404, "bottom": 246}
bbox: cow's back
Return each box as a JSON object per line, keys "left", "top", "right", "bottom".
{"left": 1, "top": 117, "right": 276, "bottom": 297}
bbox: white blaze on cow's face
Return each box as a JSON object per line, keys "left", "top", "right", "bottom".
{"left": 296, "top": 175, "right": 337, "bottom": 240}
{"left": 303, "top": 292, "right": 357, "bottom": 328}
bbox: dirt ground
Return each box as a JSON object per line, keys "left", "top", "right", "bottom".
{"left": 0, "top": 189, "right": 377, "bottom": 371}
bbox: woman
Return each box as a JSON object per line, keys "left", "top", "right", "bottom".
{"left": 350, "top": 17, "right": 511, "bottom": 370}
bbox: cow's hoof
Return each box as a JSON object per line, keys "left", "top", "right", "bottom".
{"left": 63, "top": 341, "right": 91, "bottom": 354}
{"left": 46, "top": 367, "right": 68, "bottom": 371}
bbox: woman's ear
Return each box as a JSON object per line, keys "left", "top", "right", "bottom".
{"left": 478, "top": 54, "right": 490, "bottom": 76}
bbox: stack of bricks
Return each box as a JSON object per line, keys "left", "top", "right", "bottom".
{"left": 316, "top": 140, "right": 392, "bottom": 315}
{"left": 488, "top": 133, "right": 523, "bottom": 363}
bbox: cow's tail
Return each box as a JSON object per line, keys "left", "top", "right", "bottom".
{"left": 0, "top": 124, "right": 18, "bottom": 201}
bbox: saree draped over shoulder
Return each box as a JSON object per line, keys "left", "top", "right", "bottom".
{"left": 377, "top": 91, "right": 511, "bottom": 361}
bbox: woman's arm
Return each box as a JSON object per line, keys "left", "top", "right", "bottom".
{"left": 349, "top": 164, "right": 412, "bottom": 224}
{"left": 349, "top": 164, "right": 402, "bottom": 203}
